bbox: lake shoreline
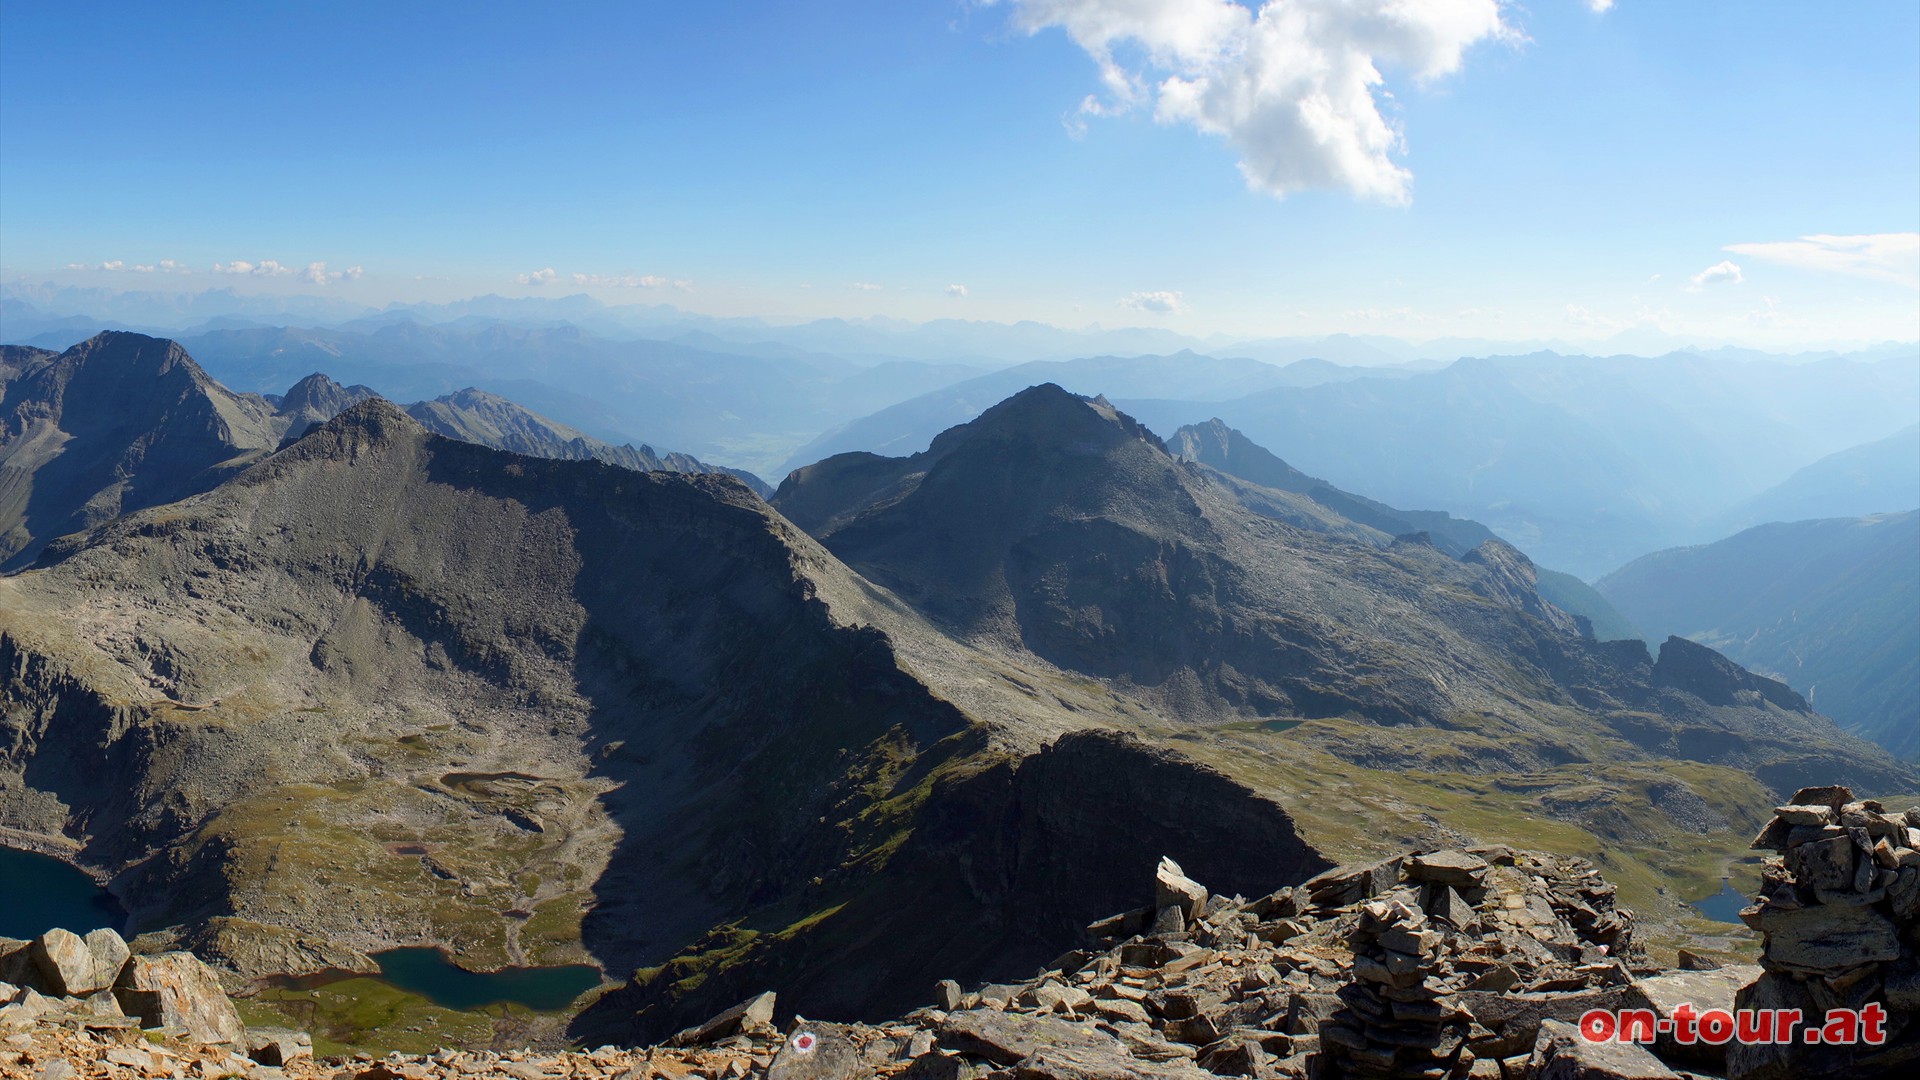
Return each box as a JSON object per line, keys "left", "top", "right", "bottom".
{"left": 0, "top": 828, "right": 115, "bottom": 887}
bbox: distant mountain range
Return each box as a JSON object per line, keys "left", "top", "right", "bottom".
{"left": 1116, "top": 351, "right": 1919, "bottom": 576}
{"left": 10, "top": 294, "right": 1914, "bottom": 576}
{"left": 13, "top": 285, "right": 1915, "bottom": 370}
{"left": 1165, "top": 418, "right": 1644, "bottom": 643}
{"left": 1710, "top": 424, "right": 1919, "bottom": 533}
{"left": 0, "top": 333, "right": 758, "bottom": 568}
{"left": 1599, "top": 511, "right": 1920, "bottom": 760}
{"left": 780, "top": 352, "right": 1427, "bottom": 474}
{"left": 159, "top": 322, "right": 979, "bottom": 478}
{"left": 6, "top": 341, "right": 1907, "bottom": 1040}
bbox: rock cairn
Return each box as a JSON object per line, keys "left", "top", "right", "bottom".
{"left": 1732, "top": 785, "right": 1920, "bottom": 1080}
{"left": 1321, "top": 895, "right": 1470, "bottom": 1079}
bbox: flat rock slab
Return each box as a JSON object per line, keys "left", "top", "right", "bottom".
{"left": 1534, "top": 1019, "right": 1679, "bottom": 1079}
{"left": 1460, "top": 987, "right": 1638, "bottom": 1059}
{"left": 938, "top": 1010, "right": 1111, "bottom": 1065}
{"left": 1015, "top": 1044, "right": 1216, "bottom": 1080}
{"left": 1409, "top": 851, "right": 1490, "bottom": 887}
{"left": 1742, "top": 902, "right": 1901, "bottom": 975}
{"left": 1625, "top": 966, "right": 1761, "bottom": 1065}
{"left": 1627, "top": 965, "right": 1761, "bottom": 1018}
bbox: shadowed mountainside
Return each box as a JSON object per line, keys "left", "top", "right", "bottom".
{"left": 0, "top": 332, "right": 283, "bottom": 569}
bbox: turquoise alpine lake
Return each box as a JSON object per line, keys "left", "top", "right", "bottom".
{"left": 0, "top": 846, "right": 126, "bottom": 940}
{"left": 1690, "top": 878, "right": 1748, "bottom": 925}
{"left": 271, "top": 948, "right": 602, "bottom": 1012}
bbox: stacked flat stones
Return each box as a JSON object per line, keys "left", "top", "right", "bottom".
{"left": 1731, "top": 784, "right": 1920, "bottom": 1080}
{"left": 1321, "top": 896, "right": 1472, "bottom": 1080}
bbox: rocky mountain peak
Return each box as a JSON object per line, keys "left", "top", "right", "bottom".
{"left": 1170, "top": 417, "right": 1317, "bottom": 491}
{"left": 924, "top": 382, "right": 1167, "bottom": 461}
{"left": 279, "top": 372, "right": 375, "bottom": 416}
{"left": 1653, "top": 635, "right": 1809, "bottom": 711}
{"left": 272, "top": 395, "right": 425, "bottom": 463}
{"left": 63, "top": 330, "right": 206, "bottom": 380}
{"left": 0, "top": 332, "right": 283, "bottom": 567}
{"left": 1461, "top": 537, "right": 1579, "bottom": 634}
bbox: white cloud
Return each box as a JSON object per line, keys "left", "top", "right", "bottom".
{"left": 1687, "top": 260, "right": 1744, "bottom": 291}
{"left": 213, "top": 260, "right": 296, "bottom": 277}
{"left": 996, "top": 0, "right": 1515, "bottom": 204}
{"left": 516, "top": 267, "right": 558, "bottom": 286}
{"left": 946, "top": 283, "right": 969, "bottom": 298}
{"left": 1724, "top": 232, "right": 1920, "bottom": 289}
{"left": 1121, "top": 289, "right": 1184, "bottom": 314}
{"left": 1588, "top": 0, "right": 1614, "bottom": 12}
{"left": 100, "top": 260, "right": 124, "bottom": 271}
{"left": 851, "top": 281, "right": 883, "bottom": 291}
{"left": 570, "top": 272, "right": 672, "bottom": 288}
{"left": 299, "top": 261, "right": 363, "bottom": 285}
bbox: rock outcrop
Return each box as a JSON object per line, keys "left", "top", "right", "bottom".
{"left": 1, "top": 927, "right": 248, "bottom": 1048}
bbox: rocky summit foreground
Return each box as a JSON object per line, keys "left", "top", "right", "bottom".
{"left": 6, "top": 784, "right": 1914, "bottom": 1080}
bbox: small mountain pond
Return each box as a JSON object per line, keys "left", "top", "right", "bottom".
{"left": 1689, "top": 877, "right": 1749, "bottom": 924}
{"left": 1, "top": 845, "right": 597, "bottom": 1013}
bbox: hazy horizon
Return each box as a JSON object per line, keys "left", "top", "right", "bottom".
{"left": 4, "top": 2, "right": 1916, "bottom": 349}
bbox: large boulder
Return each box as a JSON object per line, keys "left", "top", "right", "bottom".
{"left": 765, "top": 1021, "right": 865, "bottom": 1080}
{"left": 29, "top": 928, "right": 129, "bottom": 997}
{"left": 667, "top": 990, "right": 778, "bottom": 1046}
{"left": 113, "top": 952, "right": 246, "bottom": 1044}
{"left": 937, "top": 1009, "right": 1112, "bottom": 1065}
{"left": 1154, "top": 857, "right": 1209, "bottom": 922}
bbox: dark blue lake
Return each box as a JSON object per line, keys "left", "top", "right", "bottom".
{"left": 372, "top": 948, "right": 600, "bottom": 1011}
{"left": 272, "top": 947, "right": 601, "bottom": 1012}
{"left": 0, "top": 846, "right": 126, "bottom": 940}
{"left": 1691, "top": 878, "right": 1749, "bottom": 925}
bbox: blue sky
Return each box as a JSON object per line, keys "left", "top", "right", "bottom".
{"left": 2, "top": 1, "right": 1916, "bottom": 346}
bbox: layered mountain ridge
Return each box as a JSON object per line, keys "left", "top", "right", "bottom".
{"left": 773, "top": 384, "right": 1901, "bottom": 794}
{"left": 1165, "top": 417, "right": 1642, "bottom": 642}
{"left": 1, "top": 344, "right": 1913, "bottom": 1045}
{"left": 0, "top": 333, "right": 765, "bottom": 568}
{"left": 0, "top": 390, "right": 1325, "bottom": 1041}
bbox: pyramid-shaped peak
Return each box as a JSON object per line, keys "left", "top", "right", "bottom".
{"left": 59, "top": 331, "right": 205, "bottom": 379}
{"left": 281, "top": 372, "right": 375, "bottom": 413}
{"left": 293, "top": 396, "right": 422, "bottom": 451}
{"left": 935, "top": 382, "right": 1166, "bottom": 456}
